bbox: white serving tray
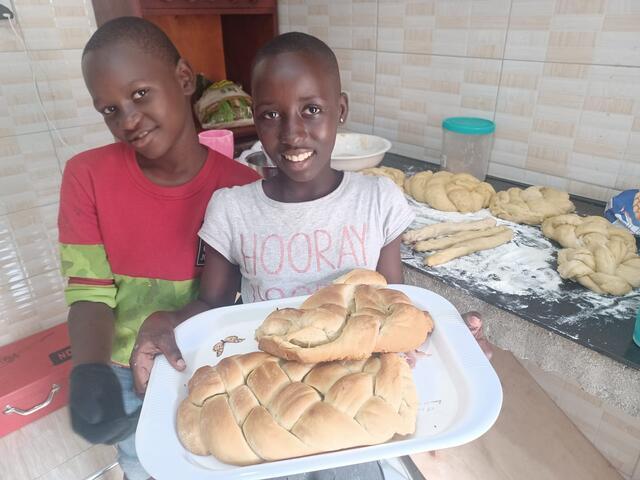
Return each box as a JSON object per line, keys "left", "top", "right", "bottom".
{"left": 136, "top": 285, "right": 502, "bottom": 480}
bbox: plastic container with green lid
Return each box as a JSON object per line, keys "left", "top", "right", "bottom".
{"left": 633, "top": 307, "right": 640, "bottom": 348}
{"left": 441, "top": 117, "right": 495, "bottom": 181}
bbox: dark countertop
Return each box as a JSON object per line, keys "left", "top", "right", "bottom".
{"left": 382, "top": 153, "right": 640, "bottom": 371}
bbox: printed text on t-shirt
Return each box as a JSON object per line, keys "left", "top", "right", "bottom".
{"left": 240, "top": 224, "right": 369, "bottom": 276}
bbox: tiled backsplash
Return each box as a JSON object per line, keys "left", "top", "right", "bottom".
{"left": 280, "top": 0, "right": 640, "bottom": 202}
{"left": 0, "top": 0, "right": 113, "bottom": 347}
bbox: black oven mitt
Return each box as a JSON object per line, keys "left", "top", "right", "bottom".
{"left": 69, "top": 363, "right": 141, "bottom": 445}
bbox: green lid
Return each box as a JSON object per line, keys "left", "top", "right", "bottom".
{"left": 442, "top": 117, "right": 495, "bottom": 135}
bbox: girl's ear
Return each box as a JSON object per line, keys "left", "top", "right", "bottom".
{"left": 339, "top": 92, "right": 349, "bottom": 124}
{"left": 175, "top": 58, "right": 196, "bottom": 95}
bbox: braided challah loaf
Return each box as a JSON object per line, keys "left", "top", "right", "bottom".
{"left": 542, "top": 214, "right": 640, "bottom": 295}
{"left": 177, "top": 352, "right": 418, "bottom": 465}
{"left": 404, "top": 171, "right": 495, "bottom": 213}
{"left": 489, "top": 186, "right": 575, "bottom": 225}
{"left": 255, "top": 280, "right": 434, "bottom": 363}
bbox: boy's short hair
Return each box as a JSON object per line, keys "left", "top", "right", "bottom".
{"left": 83, "top": 16, "right": 180, "bottom": 67}
{"left": 252, "top": 32, "right": 340, "bottom": 86}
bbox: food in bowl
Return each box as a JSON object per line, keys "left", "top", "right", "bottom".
{"left": 246, "top": 151, "right": 279, "bottom": 179}
{"left": 331, "top": 133, "right": 392, "bottom": 171}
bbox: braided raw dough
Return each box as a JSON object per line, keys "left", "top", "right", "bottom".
{"left": 542, "top": 214, "right": 636, "bottom": 251}
{"left": 404, "top": 171, "right": 495, "bottom": 213}
{"left": 490, "top": 186, "right": 575, "bottom": 225}
{"left": 177, "top": 352, "right": 417, "bottom": 465}
{"left": 360, "top": 166, "right": 405, "bottom": 189}
{"left": 255, "top": 282, "right": 434, "bottom": 363}
{"left": 542, "top": 214, "right": 640, "bottom": 295}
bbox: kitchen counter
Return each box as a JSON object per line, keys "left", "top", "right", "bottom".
{"left": 382, "top": 153, "right": 640, "bottom": 417}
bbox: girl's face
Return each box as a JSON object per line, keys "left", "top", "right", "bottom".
{"left": 252, "top": 51, "right": 348, "bottom": 185}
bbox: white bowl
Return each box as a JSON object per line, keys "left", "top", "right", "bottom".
{"left": 330, "top": 133, "right": 392, "bottom": 171}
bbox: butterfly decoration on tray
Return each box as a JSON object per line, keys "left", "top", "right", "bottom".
{"left": 212, "top": 335, "right": 245, "bottom": 357}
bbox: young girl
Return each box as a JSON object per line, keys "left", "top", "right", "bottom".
{"left": 199, "top": 35, "right": 414, "bottom": 305}
{"left": 131, "top": 31, "right": 489, "bottom": 479}
{"left": 131, "top": 31, "right": 413, "bottom": 480}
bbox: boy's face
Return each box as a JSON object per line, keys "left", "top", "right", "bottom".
{"left": 82, "top": 44, "right": 195, "bottom": 160}
{"left": 252, "top": 52, "right": 348, "bottom": 183}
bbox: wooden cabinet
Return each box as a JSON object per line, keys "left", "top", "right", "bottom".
{"left": 91, "top": 0, "right": 278, "bottom": 144}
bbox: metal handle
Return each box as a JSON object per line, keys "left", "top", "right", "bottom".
{"left": 3, "top": 384, "right": 61, "bottom": 416}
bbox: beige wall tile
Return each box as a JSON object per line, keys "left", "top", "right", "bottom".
{"left": 335, "top": 48, "right": 376, "bottom": 134}
{"left": 0, "top": 213, "right": 26, "bottom": 287}
{"left": 0, "top": 50, "right": 49, "bottom": 136}
{"left": 0, "top": 132, "right": 61, "bottom": 216}
{"left": 491, "top": 138, "right": 529, "bottom": 168}
{"left": 31, "top": 49, "right": 102, "bottom": 129}
{"left": 12, "top": 0, "right": 94, "bottom": 51}
{"left": 288, "top": 0, "right": 377, "bottom": 50}
{"left": 490, "top": 60, "right": 636, "bottom": 200}
{"left": 0, "top": 18, "right": 22, "bottom": 53}
{"left": 0, "top": 200, "right": 66, "bottom": 349}
{"left": 375, "top": 52, "right": 500, "bottom": 159}
{"left": 52, "top": 122, "right": 113, "bottom": 169}
{"left": 277, "top": 0, "right": 289, "bottom": 32}
{"left": 0, "top": 268, "right": 67, "bottom": 348}
{"left": 506, "top": 0, "right": 640, "bottom": 66}
{"left": 620, "top": 128, "right": 640, "bottom": 189}
{"left": 7, "top": 204, "right": 60, "bottom": 279}
{"left": 378, "top": 0, "right": 509, "bottom": 58}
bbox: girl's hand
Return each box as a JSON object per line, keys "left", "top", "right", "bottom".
{"left": 401, "top": 310, "right": 493, "bottom": 368}
{"left": 401, "top": 349, "right": 428, "bottom": 369}
{"left": 462, "top": 311, "right": 493, "bottom": 359}
{"left": 130, "top": 311, "right": 186, "bottom": 396}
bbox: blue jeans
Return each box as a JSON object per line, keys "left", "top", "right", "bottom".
{"left": 112, "top": 365, "right": 150, "bottom": 480}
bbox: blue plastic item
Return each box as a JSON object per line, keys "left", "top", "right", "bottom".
{"left": 442, "top": 117, "right": 495, "bottom": 135}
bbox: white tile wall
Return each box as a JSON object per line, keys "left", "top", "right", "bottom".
{"left": 0, "top": 0, "right": 109, "bottom": 350}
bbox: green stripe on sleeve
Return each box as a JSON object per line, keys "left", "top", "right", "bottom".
{"left": 60, "top": 244, "right": 114, "bottom": 279}
{"left": 64, "top": 283, "right": 117, "bottom": 308}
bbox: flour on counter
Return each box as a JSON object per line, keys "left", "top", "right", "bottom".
{"left": 404, "top": 197, "right": 561, "bottom": 296}
{"left": 403, "top": 197, "right": 640, "bottom": 328}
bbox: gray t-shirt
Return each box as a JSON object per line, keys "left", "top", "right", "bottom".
{"left": 199, "top": 171, "right": 414, "bottom": 303}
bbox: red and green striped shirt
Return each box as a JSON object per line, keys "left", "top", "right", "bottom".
{"left": 58, "top": 142, "right": 260, "bottom": 365}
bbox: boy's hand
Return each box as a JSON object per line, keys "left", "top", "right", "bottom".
{"left": 69, "top": 363, "right": 140, "bottom": 444}
{"left": 130, "top": 311, "right": 186, "bottom": 396}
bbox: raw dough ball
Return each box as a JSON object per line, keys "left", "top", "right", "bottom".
{"left": 405, "top": 171, "right": 495, "bottom": 213}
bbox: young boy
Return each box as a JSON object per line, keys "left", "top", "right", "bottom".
{"left": 58, "top": 17, "right": 259, "bottom": 480}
